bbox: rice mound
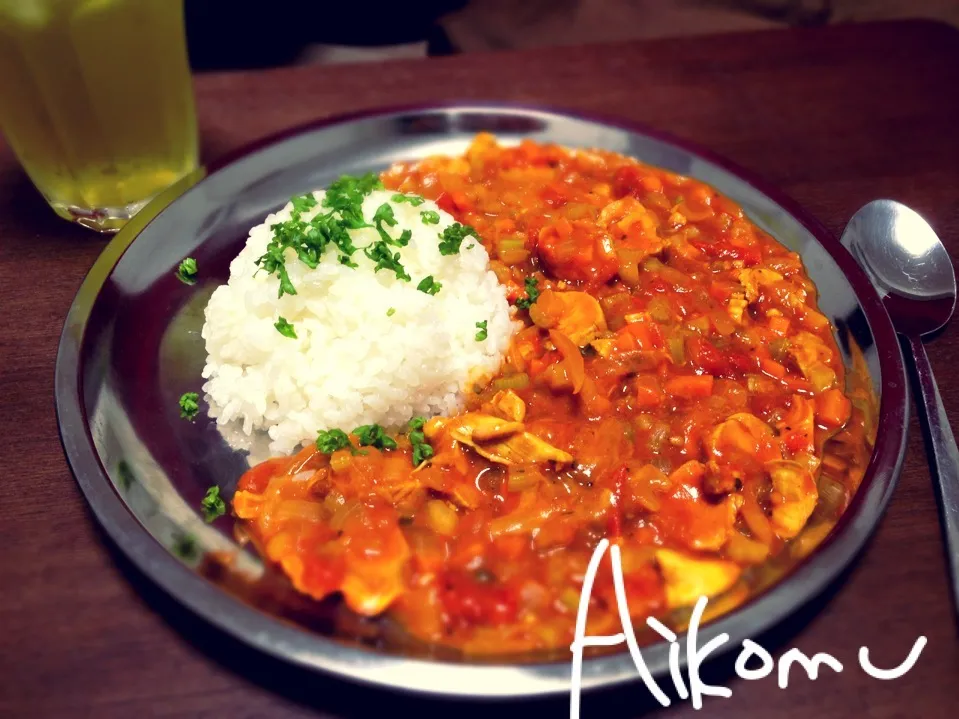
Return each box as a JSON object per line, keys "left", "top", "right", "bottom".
{"left": 201, "top": 189, "right": 517, "bottom": 456}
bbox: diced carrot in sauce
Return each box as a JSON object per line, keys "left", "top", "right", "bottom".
{"left": 816, "top": 387, "right": 853, "bottom": 429}
{"left": 664, "top": 375, "right": 715, "bottom": 399}
{"left": 768, "top": 316, "right": 791, "bottom": 336}
{"left": 760, "top": 357, "right": 787, "bottom": 379}
{"left": 621, "top": 318, "right": 663, "bottom": 351}
{"left": 634, "top": 375, "right": 664, "bottom": 409}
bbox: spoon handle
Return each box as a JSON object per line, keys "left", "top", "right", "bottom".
{"left": 906, "top": 334, "right": 959, "bottom": 616}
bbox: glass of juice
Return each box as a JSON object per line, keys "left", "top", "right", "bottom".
{"left": 0, "top": 0, "right": 198, "bottom": 232}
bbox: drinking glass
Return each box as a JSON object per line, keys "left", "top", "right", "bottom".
{"left": 0, "top": 0, "right": 198, "bottom": 232}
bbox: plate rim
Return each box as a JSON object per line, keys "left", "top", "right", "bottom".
{"left": 54, "top": 101, "right": 910, "bottom": 699}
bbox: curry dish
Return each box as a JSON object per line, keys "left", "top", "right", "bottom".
{"left": 227, "top": 135, "right": 874, "bottom": 655}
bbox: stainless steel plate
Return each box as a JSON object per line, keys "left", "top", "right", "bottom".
{"left": 55, "top": 104, "right": 908, "bottom": 698}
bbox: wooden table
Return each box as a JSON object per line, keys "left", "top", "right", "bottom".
{"left": 2, "top": 19, "right": 957, "bottom": 719}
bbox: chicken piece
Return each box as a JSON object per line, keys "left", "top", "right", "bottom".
{"left": 589, "top": 337, "right": 616, "bottom": 358}
{"left": 703, "top": 460, "right": 738, "bottom": 496}
{"left": 655, "top": 549, "right": 742, "bottom": 609}
{"left": 598, "top": 196, "right": 662, "bottom": 242}
{"left": 374, "top": 479, "right": 421, "bottom": 505}
{"left": 448, "top": 413, "right": 525, "bottom": 443}
{"left": 236, "top": 480, "right": 410, "bottom": 617}
{"left": 537, "top": 220, "right": 621, "bottom": 285}
{"left": 449, "top": 482, "right": 484, "bottom": 510}
{"left": 268, "top": 536, "right": 309, "bottom": 586}
{"left": 668, "top": 459, "right": 708, "bottom": 486}
{"left": 707, "top": 413, "right": 780, "bottom": 462}
{"left": 423, "top": 416, "right": 448, "bottom": 440}
{"left": 368, "top": 455, "right": 424, "bottom": 505}
{"left": 443, "top": 412, "right": 573, "bottom": 466}
{"left": 340, "top": 565, "right": 406, "bottom": 615}
{"left": 232, "top": 490, "right": 265, "bottom": 520}
{"left": 625, "top": 463, "right": 673, "bottom": 512}
{"left": 789, "top": 330, "right": 829, "bottom": 366}
{"left": 606, "top": 198, "right": 667, "bottom": 284}
{"left": 685, "top": 496, "right": 737, "bottom": 552}
{"left": 654, "top": 462, "right": 737, "bottom": 551}
{"left": 340, "top": 534, "right": 410, "bottom": 615}
{"left": 489, "top": 389, "right": 526, "bottom": 422}
{"left": 765, "top": 459, "right": 818, "bottom": 539}
{"left": 529, "top": 289, "right": 607, "bottom": 346}
{"left": 727, "top": 291, "right": 748, "bottom": 324}
{"left": 705, "top": 413, "right": 781, "bottom": 495}
{"left": 738, "top": 268, "right": 784, "bottom": 303}
{"left": 335, "top": 504, "right": 413, "bottom": 616}
{"left": 596, "top": 195, "right": 647, "bottom": 227}
{"left": 471, "top": 430, "right": 574, "bottom": 466}
{"left": 778, "top": 394, "right": 816, "bottom": 457}
{"left": 416, "top": 436, "right": 469, "bottom": 475}
{"left": 788, "top": 331, "right": 837, "bottom": 392}
{"left": 261, "top": 531, "right": 345, "bottom": 608}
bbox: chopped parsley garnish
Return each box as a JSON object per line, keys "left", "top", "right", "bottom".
{"left": 515, "top": 276, "right": 541, "bottom": 309}
{"left": 316, "top": 428, "right": 352, "bottom": 454}
{"left": 255, "top": 176, "right": 380, "bottom": 297}
{"left": 291, "top": 193, "right": 318, "bottom": 213}
{"left": 274, "top": 316, "right": 297, "bottom": 338}
{"left": 256, "top": 233, "right": 298, "bottom": 297}
{"left": 359, "top": 203, "right": 413, "bottom": 280}
{"left": 323, "top": 173, "right": 382, "bottom": 227}
{"left": 392, "top": 193, "right": 425, "bottom": 207}
{"left": 117, "top": 460, "right": 136, "bottom": 490}
{"left": 475, "top": 320, "right": 488, "bottom": 341}
{"left": 178, "top": 392, "right": 199, "bottom": 420}
{"left": 201, "top": 485, "right": 226, "bottom": 523}
{"left": 364, "top": 242, "right": 411, "bottom": 281}
{"left": 438, "top": 222, "right": 478, "bottom": 256}
{"left": 420, "top": 210, "right": 440, "bottom": 225}
{"left": 407, "top": 416, "right": 434, "bottom": 466}
{"left": 373, "top": 202, "right": 396, "bottom": 227}
{"left": 176, "top": 257, "right": 198, "bottom": 285}
{"left": 172, "top": 531, "right": 199, "bottom": 561}
{"left": 417, "top": 275, "right": 442, "bottom": 295}
{"left": 466, "top": 244, "right": 475, "bottom": 250}
{"left": 372, "top": 203, "right": 412, "bottom": 248}
{"left": 354, "top": 424, "right": 398, "bottom": 451}
{"left": 387, "top": 307, "right": 396, "bottom": 317}
{"left": 256, "top": 174, "right": 433, "bottom": 291}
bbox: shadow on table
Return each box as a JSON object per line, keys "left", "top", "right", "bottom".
{"left": 89, "top": 515, "right": 870, "bottom": 719}
{"left": 0, "top": 165, "right": 98, "bottom": 242}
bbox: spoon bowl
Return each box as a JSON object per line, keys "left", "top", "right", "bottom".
{"left": 842, "top": 199, "right": 959, "bottom": 622}
{"left": 843, "top": 199, "right": 957, "bottom": 335}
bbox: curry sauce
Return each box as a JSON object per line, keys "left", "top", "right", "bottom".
{"left": 229, "top": 135, "right": 873, "bottom": 655}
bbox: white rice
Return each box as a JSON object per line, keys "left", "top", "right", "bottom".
{"left": 201, "top": 189, "right": 517, "bottom": 456}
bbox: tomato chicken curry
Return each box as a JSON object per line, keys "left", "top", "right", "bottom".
{"left": 228, "top": 135, "right": 874, "bottom": 655}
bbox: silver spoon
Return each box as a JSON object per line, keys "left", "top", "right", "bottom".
{"left": 841, "top": 199, "right": 958, "bottom": 615}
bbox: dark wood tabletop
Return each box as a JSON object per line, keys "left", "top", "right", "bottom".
{"left": 2, "top": 18, "right": 958, "bottom": 719}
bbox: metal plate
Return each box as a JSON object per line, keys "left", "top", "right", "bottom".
{"left": 54, "top": 104, "right": 909, "bottom": 698}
